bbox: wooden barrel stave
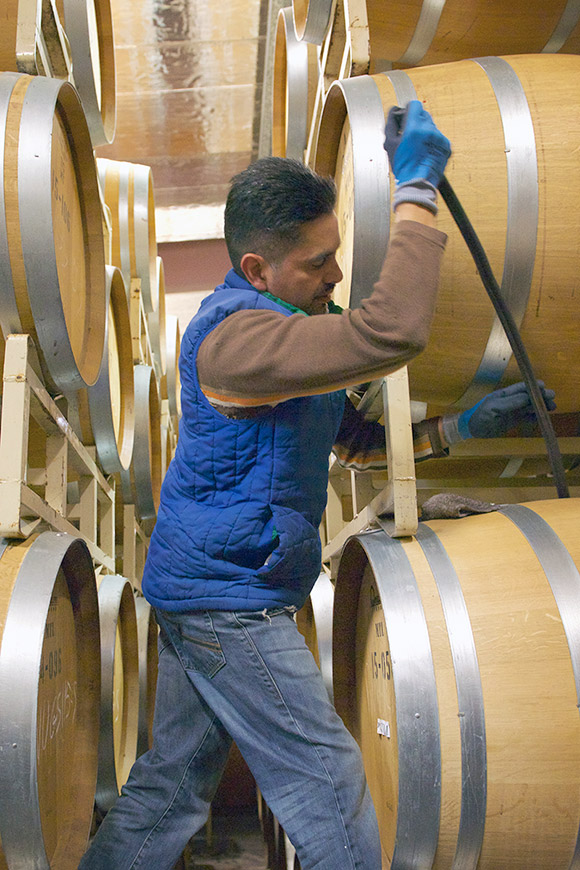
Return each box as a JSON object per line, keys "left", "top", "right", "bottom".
{"left": 334, "top": 497, "right": 580, "bottom": 869}
{"left": 96, "top": 573, "right": 140, "bottom": 813}
{"left": 314, "top": 54, "right": 580, "bottom": 413}
{"left": 0, "top": 0, "right": 21, "bottom": 72}
{"left": 0, "top": 532, "right": 100, "bottom": 870}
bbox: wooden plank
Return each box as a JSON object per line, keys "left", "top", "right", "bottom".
{"left": 129, "top": 278, "right": 155, "bottom": 368}
{"left": 45, "top": 431, "right": 67, "bottom": 515}
{"left": 11, "top": 0, "right": 37, "bottom": 74}
{"left": 0, "top": 335, "right": 33, "bottom": 536}
{"left": 25, "top": 362, "right": 113, "bottom": 499}
{"left": 322, "top": 369, "right": 418, "bottom": 561}
{"left": 448, "top": 436, "right": 580, "bottom": 458}
{"left": 121, "top": 503, "right": 149, "bottom": 590}
{"left": 322, "top": 502, "right": 376, "bottom": 565}
{"left": 19, "top": 485, "right": 114, "bottom": 570}
{"left": 37, "top": 0, "right": 71, "bottom": 78}
{"left": 98, "top": 483, "right": 115, "bottom": 562}
{"left": 79, "top": 475, "right": 98, "bottom": 544}
{"left": 0, "top": 336, "right": 114, "bottom": 559}
{"left": 383, "top": 368, "right": 418, "bottom": 537}
{"left": 130, "top": 279, "right": 143, "bottom": 364}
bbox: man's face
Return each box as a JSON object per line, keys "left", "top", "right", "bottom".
{"left": 260, "top": 212, "right": 343, "bottom": 315}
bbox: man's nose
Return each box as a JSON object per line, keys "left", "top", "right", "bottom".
{"left": 325, "top": 256, "right": 343, "bottom": 284}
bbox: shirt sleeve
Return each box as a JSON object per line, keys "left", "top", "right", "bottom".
{"left": 332, "top": 396, "right": 449, "bottom": 471}
{"left": 197, "top": 220, "right": 447, "bottom": 409}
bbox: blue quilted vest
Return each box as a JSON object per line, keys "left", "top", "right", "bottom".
{"left": 142, "top": 269, "right": 346, "bottom": 612}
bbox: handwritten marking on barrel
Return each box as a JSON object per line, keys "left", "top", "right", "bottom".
{"left": 37, "top": 679, "right": 78, "bottom": 754}
{"left": 371, "top": 646, "right": 392, "bottom": 681}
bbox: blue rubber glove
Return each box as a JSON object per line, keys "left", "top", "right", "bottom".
{"left": 384, "top": 100, "right": 451, "bottom": 185}
{"left": 441, "top": 381, "right": 557, "bottom": 444}
{"left": 384, "top": 101, "right": 451, "bottom": 214}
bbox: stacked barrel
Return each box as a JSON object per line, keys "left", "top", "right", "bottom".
{"left": 0, "top": 2, "right": 180, "bottom": 867}
{"left": 333, "top": 497, "right": 580, "bottom": 870}
{"left": 268, "top": 5, "right": 580, "bottom": 504}
{"left": 268, "top": 2, "right": 580, "bottom": 868}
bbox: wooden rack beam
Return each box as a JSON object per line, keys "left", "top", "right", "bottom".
{"left": 0, "top": 334, "right": 115, "bottom": 570}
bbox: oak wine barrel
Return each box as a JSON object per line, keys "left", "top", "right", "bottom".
{"left": 120, "top": 364, "right": 162, "bottom": 530}
{"left": 57, "top": 0, "right": 116, "bottom": 146}
{"left": 0, "top": 72, "right": 107, "bottom": 394}
{"left": 97, "top": 158, "right": 158, "bottom": 314}
{"left": 296, "top": 570, "right": 334, "bottom": 702}
{"left": 96, "top": 573, "right": 140, "bottom": 812}
{"left": 78, "top": 265, "right": 135, "bottom": 474}
{"left": 272, "top": 6, "right": 318, "bottom": 161}
{"left": 292, "top": 0, "right": 580, "bottom": 58}
{"left": 314, "top": 54, "right": 580, "bottom": 413}
{"left": 164, "top": 314, "right": 182, "bottom": 423}
{"left": 134, "top": 594, "right": 158, "bottom": 758}
{"left": 160, "top": 420, "right": 174, "bottom": 479}
{"left": 292, "top": 0, "right": 333, "bottom": 44}
{"left": 99, "top": 177, "right": 114, "bottom": 266}
{"left": 0, "top": 532, "right": 100, "bottom": 870}
{"left": 365, "top": 0, "right": 580, "bottom": 69}
{"left": 334, "top": 497, "right": 580, "bottom": 869}
{"left": 147, "top": 255, "right": 167, "bottom": 379}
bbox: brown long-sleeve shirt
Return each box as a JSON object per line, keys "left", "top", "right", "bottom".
{"left": 197, "top": 220, "right": 447, "bottom": 408}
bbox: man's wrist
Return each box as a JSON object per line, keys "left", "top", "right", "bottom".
{"left": 394, "top": 202, "right": 437, "bottom": 226}
{"left": 393, "top": 179, "right": 438, "bottom": 215}
{"left": 440, "top": 411, "right": 471, "bottom": 446}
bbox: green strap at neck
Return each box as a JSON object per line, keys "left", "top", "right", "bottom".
{"left": 261, "top": 290, "right": 308, "bottom": 315}
{"left": 261, "top": 291, "right": 344, "bottom": 316}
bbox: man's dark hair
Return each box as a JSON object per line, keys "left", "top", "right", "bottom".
{"left": 224, "top": 157, "right": 337, "bottom": 276}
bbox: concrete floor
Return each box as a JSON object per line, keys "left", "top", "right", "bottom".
{"left": 177, "top": 808, "right": 298, "bottom": 870}
{"left": 181, "top": 811, "right": 266, "bottom": 869}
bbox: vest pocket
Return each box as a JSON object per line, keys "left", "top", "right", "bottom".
{"left": 221, "top": 504, "right": 278, "bottom": 570}
{"left": 257, "top": 504, "right": 321, "bottom": 587}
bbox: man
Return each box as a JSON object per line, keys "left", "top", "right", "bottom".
{"left": 80, "top": 104, "right": 553, "bottom": 869}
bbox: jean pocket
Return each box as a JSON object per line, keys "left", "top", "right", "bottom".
{"left": 156, "top": 610, "right": 226, "bottom": 678}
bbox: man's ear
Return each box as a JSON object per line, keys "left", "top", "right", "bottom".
{"left": 240, "top": 252, "right": 270, "bottom": 290}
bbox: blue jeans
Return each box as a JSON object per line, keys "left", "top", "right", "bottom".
{"left": 79, "top": 607, "right": 380, "bottom": 870}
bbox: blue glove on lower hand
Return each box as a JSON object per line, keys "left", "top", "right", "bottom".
{"left": 441, "top": 381, "right": 557, "bottom": 444}
{"left": 384, "top": 101, "right": 452, "bottom": 214}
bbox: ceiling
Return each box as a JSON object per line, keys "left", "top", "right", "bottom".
{"left": 96, "top": 0, "right": 269, "bottom": 242}
{"left": 94, "top": 0, "right": 278, "bottom": 326}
